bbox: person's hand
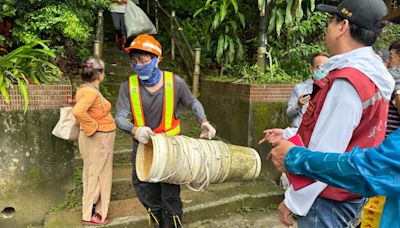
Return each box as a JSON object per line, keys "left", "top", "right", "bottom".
{"left": 278, "top": 201, "right": 294, "bottom": 226}
{"left": 134, "top": 127, "right": 155, "bottom": 144}
{"left": 200, "top": 121, "right": 216, "bottom": 139}
{"left": 258, "top": 128, "right": 284, "bottom": 145}
{"left": 297, "top": 94, "right": 311, "bottom": 107}
{"left": 268, "top": 140, "right": 295, "bottom": 172}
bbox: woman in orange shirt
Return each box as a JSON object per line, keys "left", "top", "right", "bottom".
{"left": 73, "top": 56, "right": 116, "bottom": 225}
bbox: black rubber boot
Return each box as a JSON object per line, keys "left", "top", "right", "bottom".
{"left": 148, "top": 208, "right": 163, "bottom": 228}
{"left": 161, "top": 211, "right": 182, "bottom": 228}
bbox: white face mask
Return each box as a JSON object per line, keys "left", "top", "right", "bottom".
{"left": 313, "top": 69, "right": 328, "bottom": 81}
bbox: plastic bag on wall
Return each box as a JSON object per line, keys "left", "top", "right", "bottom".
{"left": 124, "top": 0, "right": 157, "bottom": 38}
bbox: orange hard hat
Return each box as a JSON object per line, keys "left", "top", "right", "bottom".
{"left": 124, "top": 34, "right": 162, "bottom": 57}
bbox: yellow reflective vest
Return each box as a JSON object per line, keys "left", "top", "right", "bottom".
{"left": 128, "top": 71, "right": 180, "bottom": 135}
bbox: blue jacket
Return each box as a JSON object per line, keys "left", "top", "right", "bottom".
{"left": 285, "top": 129, "right": 400, "bottom": 227}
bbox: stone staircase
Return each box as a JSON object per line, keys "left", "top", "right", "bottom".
{"left": 43, "top": 11, "right": 284, "bottom": 228}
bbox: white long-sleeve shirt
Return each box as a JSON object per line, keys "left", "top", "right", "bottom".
{"left": 284, "top": 79, "right": 362, "bottom": 215}
{"left": 283, "top": 46, "right": 395, "bottom": 216}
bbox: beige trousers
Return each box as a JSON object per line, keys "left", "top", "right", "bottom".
{"left": 79, "top": 131, "right": 115, "bottom": 222}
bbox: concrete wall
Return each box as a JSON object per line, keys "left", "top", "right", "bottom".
{"left": 0, "top": 84, "right": 75, "bottom": 227}
{"left": 200, "top": 80, "right": 293, "bottom": 181}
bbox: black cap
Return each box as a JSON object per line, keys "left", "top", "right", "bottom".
{"left": 317, "top": 0, "right": 388, "bottom": 32}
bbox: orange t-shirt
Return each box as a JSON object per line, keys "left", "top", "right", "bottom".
{"left": 72, "top": 86, "right": 116, "bottom": 136}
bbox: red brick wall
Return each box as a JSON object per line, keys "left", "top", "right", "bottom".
{"left": 201, "top": 80, "right": 294, "bottom": 103}
{"left": 249, "top": 84, "right": 294, "bottom": 102}
{"left": 0, "top": 84, "right": 72, "bottom": 111}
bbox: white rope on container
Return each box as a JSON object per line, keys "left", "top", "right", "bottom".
{"left": 136, "top": 134, "right": 260, "bottom": 191}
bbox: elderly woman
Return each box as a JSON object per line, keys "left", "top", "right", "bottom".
{"left": 73, "top": 56, "right": 116, "bottom": 225}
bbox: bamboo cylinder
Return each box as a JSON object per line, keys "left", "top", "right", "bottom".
{"left": 136, "top": 134, "right": 261, "bottom": 189}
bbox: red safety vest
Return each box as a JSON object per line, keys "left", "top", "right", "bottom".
{"left": 295, "top": 67, "right": 388, "bottom": 201}
{"left": 128, "top": 71, "right": 181, "bottom": 135}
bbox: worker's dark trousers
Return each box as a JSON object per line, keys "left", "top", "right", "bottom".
{"left": 131, "top": 148, "right": 183, "bottom": 216}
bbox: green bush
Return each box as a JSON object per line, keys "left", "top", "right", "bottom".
{"left": 374, "top": 23, "right": 400, "bottom": 51}
{"left": 0, "top": 40, "right": 62, "bottom": 111}
{"left": 4, "top": 0, "right": 110, "bottom": 48}
{"left": 13, "top": 4, "right": 91, "bottom": 44}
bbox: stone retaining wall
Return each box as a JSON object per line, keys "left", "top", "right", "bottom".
{"left": 0, "top": 82, "right": 75, "bottom": 227}
{"left": 199, "top": 79, "right": 294, "bottom": 181}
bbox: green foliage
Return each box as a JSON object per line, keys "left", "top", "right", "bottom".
{"left": 194, "top": 0, "right": 245, "bottom": 66}
{"left": 374, "top": 24, "right": 400, "bottom": 50}
{"left": 219, "top": 59, "right": 301, "bottom": 85}
{"left": 268, "top": 11, "right": 328, "bottom": 80}
{"left": 0, "top": 35, "right": 4, "bottom": 46}
{"left": 267, "top": 0, "right": 317, "bottom": 36}
{"left": 0, "top": 0, "right": 16, "bottom": 21}
{"left": 13, "top": 4, "right": 91, "bottom": 44}
{"left": 163, "top": 0, "right": 204, "bottom": 18}
{"left": 0, "top": 40, "right": 62, "bottom": 112}
{"left": 9, "top": 0, "right": 110, "bottom": 47}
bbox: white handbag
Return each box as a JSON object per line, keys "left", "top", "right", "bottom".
{"left": 52, "top": 106, "right": 80, "bottom": 141}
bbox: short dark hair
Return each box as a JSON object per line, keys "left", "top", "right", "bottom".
{"left": 336, "top": 15, "right": 381, "bottom": 46}
{"left": 81, "top": 56, "right": 104, "bottom": 82}
{"left": 310, "top": 52, "right": 330, "bottom": 67}
{"left": 389, "top": 41, "right": 400, "bottom": 55}
{"left": 129, "top": 49, "right": 157, "bottom": 59}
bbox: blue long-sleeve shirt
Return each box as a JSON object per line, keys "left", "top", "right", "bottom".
{"left": 285, "top": 129, "right": 400, "bottom": 227}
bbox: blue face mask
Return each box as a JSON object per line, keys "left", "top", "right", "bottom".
{"left": 313, "top": 69, "right": 328, "bottom": 81}
{"left": 133, "top": 57, "right": 162, "bottom": 86}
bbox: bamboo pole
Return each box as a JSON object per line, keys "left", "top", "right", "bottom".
{"left": 98, "top": 10, "right": 104, "bottom": 58}
{"left": 171, "top": 10, "right": 176, "bottom": 61}
{"left": 93, "top": 40, "right": 100, "bottom": 57}
{"left": 155, "top": 0, "right": 159, "bottom": 32}
{"left": 192, "top": 48, "right": 201, "bottom": 97}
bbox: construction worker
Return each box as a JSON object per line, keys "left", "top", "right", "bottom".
{"left": 114, "top": 34, "right": 216, "bottom": 227}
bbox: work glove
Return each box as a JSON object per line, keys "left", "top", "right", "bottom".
{"left": 134, "top": 126, "right": 155, "bottom": 144}
{"left": 200, "top": 121, "right": 216, "bottom": 140}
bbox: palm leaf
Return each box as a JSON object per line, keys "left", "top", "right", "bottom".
{"left": 17, "top": 78, "right": 29, "bottom": 112}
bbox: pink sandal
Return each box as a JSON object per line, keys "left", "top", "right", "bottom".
{"left": 82, "top": 213, "right": 111, "bottom": 225}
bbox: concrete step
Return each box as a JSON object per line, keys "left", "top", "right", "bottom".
{"left": 44, "top": 181, "right": 283, "bottom": 228}
{"left": 74, "top": 165, "right": 135, "bottom": 201}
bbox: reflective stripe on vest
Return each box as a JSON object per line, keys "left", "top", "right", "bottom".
{"left": 128, "top": 71, "right": 180, "bottom": 136}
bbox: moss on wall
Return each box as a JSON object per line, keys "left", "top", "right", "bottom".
{"left": 200, "top": 80, "right": 292, "bottom": 181}
{"left": 0, "top": 110, "right": 75, "bottom": 227}
{"left": 249, "top": 102, "right": 290, "bottom": 181}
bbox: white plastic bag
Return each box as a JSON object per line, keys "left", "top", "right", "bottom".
{"left": 52, "top": 106, "right": 80, "bottom": 141}
{"left": 124, "top": 0, "right": 157, "bottom": 38}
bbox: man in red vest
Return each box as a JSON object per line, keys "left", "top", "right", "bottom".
{"left": 114, "top": 34, "right": 216, "bottom": 227}
{"left": 259, "top": 0, "right": 394, "bottom": 227}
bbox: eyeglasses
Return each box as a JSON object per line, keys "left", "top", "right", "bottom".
{"left": 131, "top": 54, "right": 152, "bottom": 66}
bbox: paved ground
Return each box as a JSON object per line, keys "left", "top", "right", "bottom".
{"left": 187, "top": 210, "right": 298, "bottom": 228}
